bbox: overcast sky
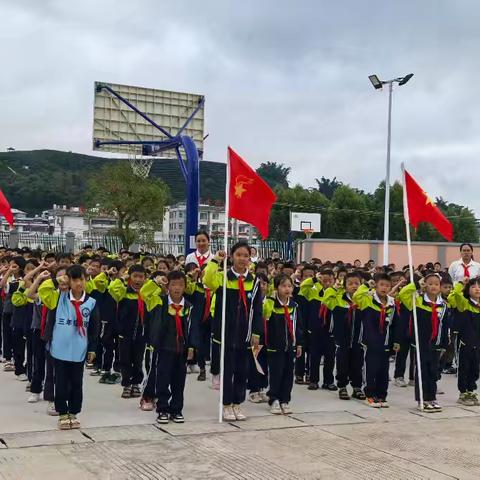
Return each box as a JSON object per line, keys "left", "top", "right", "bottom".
{"left": 2, "top": 1, "right": 480, "bottom": 213}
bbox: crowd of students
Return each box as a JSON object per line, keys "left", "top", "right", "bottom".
{"left": 0, "top": 237, "right": 479, "bottom": 430}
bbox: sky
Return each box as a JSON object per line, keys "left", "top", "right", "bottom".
{"left": 1, "top": 0, "right": 480, "bottom": 213}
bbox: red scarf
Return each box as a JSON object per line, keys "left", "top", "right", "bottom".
{"left": 137, "top": 296, "right": 145, "bottom": 325}
{"left": 70, "top": 300, "right": 86, "bottom": 336}
{"left": 319, "top": 304, "right": 328, "bottom": 326}
{"left": 172, "top": 304, "right": 184, "bottom": 352}
{"left": 195, "top": 252, "right": 208, "bottom": 268}
{"left": 40, "top": 304, "right": 48, "bottom": 338}
{"left": 463, "top": 263, "right": 471, "bottom": 278}
{"left": 347, "top": 304, "right": 357, "bottom": 326}
{"left": 379, "top": 304, "right": 386, "bottom": 334}
{"left": 427, "top": 302, "right": 439, "bottom": 342}
{"left": 238, "top": 275, "right": 248, "bottom": 314}
{"left": 202, "top": 288, "right": 211, "bottom": 323}
{"left": 283, "top": 305, "right": 294, "bottom": 341}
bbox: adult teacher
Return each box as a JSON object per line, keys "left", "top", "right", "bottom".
{"left": 448, "top": 243, "right": 480, "bottom": 283}
{"left": 185, "top": 231, "right": 214, "bottom": 267}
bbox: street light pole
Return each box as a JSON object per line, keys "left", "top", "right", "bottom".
{"left": 368, "top": 73, "right": 413, "bottom": 266}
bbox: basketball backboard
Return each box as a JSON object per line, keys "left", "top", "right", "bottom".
{"left": 290, "top": 212, "right": 321, "bottom": 233}
{"left": 92, "top": 82, "right": 205, "bottom": 159}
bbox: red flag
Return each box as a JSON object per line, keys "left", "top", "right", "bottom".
{"left": 403, "top": 169, "right": 453, "bottom": 241}
{"left": 228, "top": 147, "right": 277, "bottom": 239}
{"left": 0, "top": 188, "right": 14, "bottom": 227}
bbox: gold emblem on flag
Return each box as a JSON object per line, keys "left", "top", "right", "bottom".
{"left": 423, "top": 190, "right": 435, "bottom": 206}
{"left": 234, "top": 175, "right": 254, "bottom": 199}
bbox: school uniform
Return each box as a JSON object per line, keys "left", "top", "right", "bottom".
{"left": 323, "top": 287, "right": 364, "bottom": 390}
{"left": 203, "top": 261, "right": 263, "bottom": 406}
{"left": 399, "top": 283, "right": 449, "bottom": 402}
{"left": 11, "top": 281, "right": 33, "bottom": 377}
{"left": 184, "top": 250, "right": 214, "bottom": 268}
{"left": 1, "top": 279, "right": 15, "bottom": 363}
{"left": 263, "top": 296, "right": 303, "bottom": 405}
{"left": 86, "top": 276, "right": 105, "bottom": 370}
{"left": 293, "top": 281, "right": 311, "bottom": 381}
{"left": 393, "top": 302, "right": 415, "bottom": 382}
{"left": 353, "top": 284, "right": 399, "bottom": 400}
{"left": 42, "top": 288, "right": 100, "bottom": 416}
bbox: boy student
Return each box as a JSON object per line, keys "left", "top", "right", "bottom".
{"left": 353, "top": 272, "right": 399, "bottom": 408}
{"left": 108, "top": 264, "right": 147, "bottom": 399}
{"left": 299, "top": 269, "right": 337, "bottom": 391}
{"left": 448, "top": 277, "right": 480, "bottom": 406}
{"left": 203, "top": 242, "right": 263, "bottom": 422}
{"left": 322, "top": 271, "right": 366, "bottom": 400}
{"left": 399, "top": 273, "right": 448, "bottom": 411}
{"left": 140, "top": 270, "right": 197, "bottom": 423}
{"left": 263, "top": 274, "right": 303, "bottom": 414}
{"left": 39, "top": 265, "right": 100, "bottom": 429}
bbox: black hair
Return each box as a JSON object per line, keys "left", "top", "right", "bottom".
{"left": 195, "top": 230, "right": 210, "bottom": 241}
{"left": 255, "top": 272, "right": 269, "bottom": 284}
{"left": 128, "top": 264, "right": 146, "bottom": 275}
{"left": 89, "top": 256, "right": 102, "bottom": 266}
{"left": 141, "top": 256, "right": 154, "bottom": 265}
{"left": 345, "top": 271, "right": 362, "bottom": 282}
{"left": 77, "top": 254, "right": 91, "bottom": 265}
{"left": 302, "top": 263, "right": 316, "bottom": 273}
{"left": 434, "top": 262, "right": 442, "bottom": 267}
{"left": 25, "top": 258, "right": 39, "bottom": 268}
{"left": 255, "top": 261, "right": 268, "bottom": 272}
{"left": 12, "top": 256, "right": 27, "bottom": 270}
{"left": 184, "top": 262, "right": 198, "bottom": 273}
{"left": 84, "top": 245, "right": 93, "bottom": 250}
{"left": 425, "top": 262, "right": 434, "bottom": 270}
{"left": 230, "top": 241, "right": 250, "bottom": 256}
{"left": 440, "top": 274, "right": 453, "bottom": 286}
{"left": 273, "top": 273, "right": 293, "bottom": 289}
{"left": 167, "top": 270, "right": 186, "bottom": 284}
{"left": 423, "top": 271, "right": 441, "bottom": 281}
{"left": 321, "top": 269, "right": 335, "bottom": 277}
{"left": 57, "top": 253, "right": 72, "bottom": 261}
{"left": 460, "top": 243, "right": 474, "bottom": 252}
{"left": 463, "top": 277, "right": 480, "bottom": 300}
{"left": 67, "top": 264, "right": 86, "bottom": 280}
{"left": 44, "top": 252, "right": 56, "bottom": 261}
{"left": 282, "top": 261, "right": 295, "bottom": 271}
{"left": 373, "top": 272, "right": 392, "bottom": 283}
{"left": 165, "top": 254, "right": 176, "bottom": 261}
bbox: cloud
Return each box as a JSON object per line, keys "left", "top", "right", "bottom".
{"left": 1, "top": 0, "right": 480, "bottom": 214}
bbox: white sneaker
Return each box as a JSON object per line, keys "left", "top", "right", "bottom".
{"left": 47, "top": 402, "right": 59, "bottom": 416}
{"left": 3, "top": 362, "right": 15, "bottom": 372}
{"left": 28, "top": 393, "right": 40, "bottom": 403}
{"left": 188, "top": 364, "right": 199, "bottom": 374}
{"left": 232, "top": 404, "right": 247, "bottom": 421}
{"left": 259, "top": 391, "right": 269, "bottom": 403}
{"left": 280, "top": 402, "right": 292, "bottom": 414}
{"left": 16, "top": 373, "right": 28, "bottom": 382}
{"left": 248, "top": 392, "right": 262, "bottom": 403}
{"left": 223, "top": 405, "right": 236, "bottom": 421}
{"left": 270, "top": 400, "right": 282, "bottom": 415}
{"left": 211, "top": 374, "right": 220, "bottom": 390}
{"left": 394, "top": 377, "right": 408, "bottom": 388}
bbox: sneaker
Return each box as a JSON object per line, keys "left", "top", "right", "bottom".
{"left": 85, "top": 362, "right": 94, "bottom": 369}
{"left": 338, "top": 387, "right": 350, "bottom": 400}
{"left": 457, "top": 392, "right": 475, "bottom": 406}
{"left": 431, "top": 401, "right": 443, "bottom": 411}
{"left": 280, "top": 402, "right": 292, "bottom": 414}
{"left": 248, "top": 392, "right": 262, "bottom": 403}
{"left": 3, "top": 361, "right": 14, "bottom": 372}
{"left": 232, "top": 404, "right": 247, "bottom": 421}
{"left": 98, "top": 373, "right": 110, "bottom": 384}
{"left": 408, "top": 379, "right": 415, "bottom": 387}
{"left": 379, "top": 398, "right": 389, "bottom": 408}
{"left": 270, "top": 400, "right": 282, "bottom": 415}
{"left": 171, "top": 413, "right": 185, "bottom": 423}
{"left": 47, "top": 402, "right": 59, "bottom": 416}
{"left": 394, "top": 377, "right": 408, "bottom": 388}
{"left": 197, "top": 369, "right": 206, "bottom": 381}
{"left": 443, "top": 366, "right": 457, "bottom": 375}
{"left": 27, "top": 393, "right": 40, "bottom": 403}
{"left": 131, "top": 385, "right": 141, "bottom": 398}
{"left": 295, "top": 376, "right": 305, "bottom": 385}
{"left": 121, "top": 386, "right": 132, "bottom": 399}
{"left": 259, "top": 391, "right": 269, "bottom": 403}
{"left": 308, "top": 382, "right": 319, "bottom": 391}
{"left": 139, "top": 398, "right": 154, "bottom": 411}
{"left": 470, "top": 392, "right": 480, "bottom": 406}
{"left": 322, "top": 383, "right": 338, "bottom": 391}
{"left": 156, "top": 412, "right": 170, "bottom": 424}
{"left": 420, "top": 402, "right": 436, "bottom": 412}
{"left": 365, "top": 397, "right": 381, "bottom": 408}
{"left": 106, "top": 372, "right": 121, "bottom": 384}
{"left": 90, "top": 369, "right": 102, "bottom": 377}
{"left": 223, "top": 405, "right": 236, "bottom": 421}
{"left": 188, "top": 364, "right": 199, "bottom": 374}
{"left": 211, "top": 374, "right": 220, "bottom": 390}
{"left": 58, "top": 414, "right": 71, "bottom": 430}
{"left": 69, "top": 414, "right": 80, "bottom": 429}
{"left": 352, "top": 388, "right": 366, "bottom": 400}
{"left": 25, "top": 382, "right": 31, "bottom": 392}
{"left": 16, "top": 373, "right": 28, "bottom": 382}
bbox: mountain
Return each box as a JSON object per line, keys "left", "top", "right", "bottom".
{"left": 0, "top": 150, "right": 226, "bottom": 214}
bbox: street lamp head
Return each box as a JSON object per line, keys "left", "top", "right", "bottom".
{"left": 368, "top": 74, "right": 383, "bottom": 90}
{"left": 398, "top": 73, "right": 414, "bottom": 86}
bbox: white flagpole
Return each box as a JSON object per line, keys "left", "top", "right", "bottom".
{"left": 401, "top": 163, "right": 424, "bottom": 410}
{"left": 218, "top": 150, "right": 231, "bottom": 423}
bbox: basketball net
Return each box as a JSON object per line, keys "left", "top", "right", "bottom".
{"left": 128, "top": 152, "right": 154, "bottom": 179}
{"left": 303, "top": 228, "right": 314, "bottom": 239}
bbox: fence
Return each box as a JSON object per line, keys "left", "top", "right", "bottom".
{"left": 2, "top": 231, "right": 294, "bottom": 259}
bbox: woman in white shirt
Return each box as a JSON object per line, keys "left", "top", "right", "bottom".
{"left": 185, "top": 231, "right": 214, "bottom": 267}
{"left": 448, "top": 243, "right": 480, "bottom": 283}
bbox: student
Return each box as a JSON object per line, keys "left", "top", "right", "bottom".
{"left": 448, "top": 277, "right": 480, "bottom": 407}
{"left": 39, "top": 265, "right": 100, "bottom": 429}
{"left": 399, "top": 273, "right": 448, "bottom": 411}
{"left": 203, "top": 242, "right": 263, "bottom": 422}
{"left": 108, "top": 265, "right": 147, "bottom": 399}
{"left": 263, "top": 274, "right": 303, "bottom": 414}
{"left": 323, "top": 271, "right": 366, "bottom": 400}
{"left": 185, "top": 231, "right": 214, "bottom": 267}
{"left": 353, "top": 273, "right": 399, "bottom": 408}
{"left": 140, "top": 270, "right": 197, "bottom": 423}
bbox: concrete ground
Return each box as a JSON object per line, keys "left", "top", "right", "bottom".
{"left": 0, "top": 361, "right": 479, "bottom": 479}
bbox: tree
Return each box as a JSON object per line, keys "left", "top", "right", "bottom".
{"left": 315, "top": 176, "right": 343, "bottom": 200}
{"left": 86, "top": 163, "right": 170, "bottom": 248}
{"left": 256, "top": 162, "right": 291, "bottom": 189}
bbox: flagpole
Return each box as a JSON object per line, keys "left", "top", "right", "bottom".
{"left": 401, "top": 162, "right": 424, "bottom": 410}
{"left": 218, "top": 150, "right": 231, "bottom": 423}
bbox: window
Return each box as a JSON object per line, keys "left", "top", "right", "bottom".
{"left": 212, "top": 213, "right": 219, "bottom": 220}
{"left": 178, "top": 223, "right": 184, "bottom": 230}
{"left": 178, "top": 211, "right": 184, "bottom": 218}
{"left": 200, "top": 212, "right": 208, "bottom": 220}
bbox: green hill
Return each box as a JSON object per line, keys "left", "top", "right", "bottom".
{"left": 0, "top": 150, "right": 226, "bottom": 214}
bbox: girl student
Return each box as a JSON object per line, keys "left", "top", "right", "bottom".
{"left": 448, "top": 276, "right": 480, "bottom": 406}
{"left": 398, "top": 273, "right": 449, "bottom": 412}
{"left": 263, "top": 274, "right": 303, "bottom": 414}
{"left": 203, "top": 241, "right": 263, "bottom": 422}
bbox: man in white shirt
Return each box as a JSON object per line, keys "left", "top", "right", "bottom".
{"left": 448, "top": 243, "right": 480, "bottom": 283}
{"left": 184, "top": 231, "right": 214, "bottom": 267}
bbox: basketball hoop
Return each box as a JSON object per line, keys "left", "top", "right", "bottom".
{"left": 302, "top": 228, "right": 314, "bottom": 239}
{"left": 128, "top": 152, "right": 154, "bottom": 179}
